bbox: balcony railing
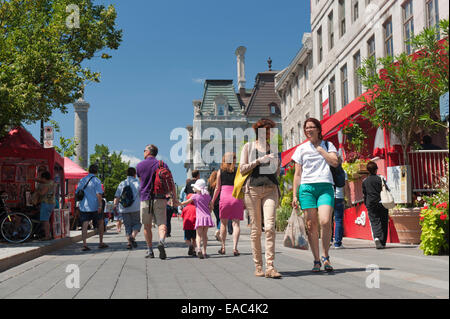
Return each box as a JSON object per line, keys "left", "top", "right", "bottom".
{"left": 409, "top": 150, "right": 449, "bottom": 192}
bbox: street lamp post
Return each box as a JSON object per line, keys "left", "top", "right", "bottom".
{"left": 95, "top": 154, "right": 112, "bottom": 183}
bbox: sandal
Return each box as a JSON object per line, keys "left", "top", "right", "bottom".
{"left": 312, "top": 260, "right": 321, "bottom": 272}
{"left": 233, "top": 250, "right": 240, "bottom": 256}
{"left": 198, "top": 251, "right": 204, "bottom": 259}
{"left": 127, "top": 243, "right": 132, "bottom": 250}
{"left": 82, "top": 246, "right": 91, "bottom": 251}
{"left": 321, "top": 256, "right": 334, "bottom": 272}
{"left": 98, "top": 243, "right": 109, "bottom": 249}
{"left": 218, "top": 247, "right": 226, "bottom": 255}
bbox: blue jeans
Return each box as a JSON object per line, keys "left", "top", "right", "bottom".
{"left": 334, "top": 198, "right": 345, "bottom": 247}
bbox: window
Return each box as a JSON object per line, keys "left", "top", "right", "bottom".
{"left": 291, "top": 128, "right": 295, "bottom": 147}
{"left": 304, "top": 63, "right": 309, "bottom": 92}
{"left": 341, "top": 64, "right": 348, "bottom": 107}
{"left": 352, "top": 0, "right": 359, "bottom": 22}
{"left": 426, "top": 0, "right": 440, "bottom": 39}
{"left": 328, "top": 11, "right": 334, "bottom": 49}
{"left": 317, "top": 27, "right": 323, "bottom": 63}
{"left": 367, "top": 35, "right": 376, "bottom": 60}
{"left": 339, "top": 0, "right": 346, "bottom": 37}
{"left": 217, "top": 104, "right": 225, "bottom": 116}
{"left": 403, "top": 0, "right": 414, "bottom": 55}
{"left": 330, "top": 76, "right": 336, "bottom": 115}
{"left": 353, "top": 51, "right": 362, "bottom": 97}
{"left": 269, "top": 103, "right": 279, "bottom": 115}
{"left": 384, "top": 18, "right": 394, "bottom": 57}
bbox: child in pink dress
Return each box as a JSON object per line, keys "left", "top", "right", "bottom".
{"left": 180, "top": 179, "right": 214, "bottom": 259}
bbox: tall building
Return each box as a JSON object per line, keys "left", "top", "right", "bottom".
{"left": 275, "top": 33, "right": 313, "bottom": 151}
{"left": 184, "top": 47, "right": 282, "bottom": 180}
{"left": 73, "top": 93, "right": 89, "bottom": 169}
{"left": 310, "top": 0, "right": 448, "bottom": 121}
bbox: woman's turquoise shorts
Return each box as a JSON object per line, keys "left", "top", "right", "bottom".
{"left": 298, "top": 183, "right": 335, "bottom": 209}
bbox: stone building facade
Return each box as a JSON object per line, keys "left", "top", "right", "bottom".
{"left": 184, "top": 48, "right": 282, "bottom": 180}
{"left": 275, "top": 33, "right": 314, "bottom": 151}
{"left": 310, "top": 0, "right": 448, "bottom": 121}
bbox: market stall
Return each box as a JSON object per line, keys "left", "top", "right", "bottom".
{"left": 63, "top": 156, "right": 88, "bottom": 229}
{"left": 0, "top": 127, "right": 67, "bottom": 239}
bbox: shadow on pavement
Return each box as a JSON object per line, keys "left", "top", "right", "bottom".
{"left": 280, "top": 267, "right": 393, "bottom": 277}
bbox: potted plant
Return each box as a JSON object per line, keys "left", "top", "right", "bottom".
{"left": 341, "top": 152, "right": 369, "bottom": 204}
{"left": 390, "top": 204, "right": 422, "bottom": 244}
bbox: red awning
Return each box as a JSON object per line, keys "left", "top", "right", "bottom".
{"left": 64, "top": 157, "right": 88, "bottom": 180}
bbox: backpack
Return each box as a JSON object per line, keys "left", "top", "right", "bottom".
{"left": 153, "top": 160, "right": 174, "bottom": 198}
{"left": 119, "top": 181, "right": 135, "bottom": 208}
{"left": 325, "top": 141, "right": 346, "bottom": 188}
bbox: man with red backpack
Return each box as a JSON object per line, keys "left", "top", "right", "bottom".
{"left": 137, "top": 144, "right": 179, "bottom": 259}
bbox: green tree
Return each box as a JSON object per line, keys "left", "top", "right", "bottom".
{"left": 49, "top": 120, "right": 79, "bottom": 158}
{"left": 358, "top": 20, "right": 449, "bottom": 165}
{"left": 0, "top": 0, "right": 122, "bottom": 136}
{"left": 89, "top": 144, "right": 131, "bottom": 201}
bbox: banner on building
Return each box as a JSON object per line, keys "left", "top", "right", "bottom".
{"left": 322, "top": 84, "right": 330, "bottom": 120}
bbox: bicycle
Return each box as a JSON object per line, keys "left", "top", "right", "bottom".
{"left": 0, "top": 192, "right": 42, "bottom": 244}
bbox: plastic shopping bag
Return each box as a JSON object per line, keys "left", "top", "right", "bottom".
{"left": 283, "top": 208, "right": 309, "bottom": 250}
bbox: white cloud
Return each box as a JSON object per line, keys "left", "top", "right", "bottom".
{"left": 120, "top": 153, "right": 142, "bottom": 167}
{"left": 192, "top": 78, "right": 205, "bottom": 84}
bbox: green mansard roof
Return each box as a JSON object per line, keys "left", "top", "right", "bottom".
{"left": 200, "top": 80, "right": 243, "bottom": 114}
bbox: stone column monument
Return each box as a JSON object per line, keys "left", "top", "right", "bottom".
{"left": 235, "top": 46, "right": 247, "bottom": 94}
{"left": 73, "top": 93, "right": 90, "bottom": 169}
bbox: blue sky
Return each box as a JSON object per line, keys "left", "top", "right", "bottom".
{"left": 25, "top": 0, "right": 311, "bottom": 186}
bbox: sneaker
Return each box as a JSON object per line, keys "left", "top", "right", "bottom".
{"left": 145, "top": 249, "right": 155, "bottom": 258}
{"left": 334, "top": 244, "right": 344, "bottom": 249}
{"left": 158, "top": 243, "right": 167, "bottom": 260}
{"left": 188, "top": 245, "right": 194, "bottom": 256}
{"left": 374, "top": 238, "right": 383, "bottom": 249}
{"left": 131, "top": 238, "right": 138, "bottom": 248}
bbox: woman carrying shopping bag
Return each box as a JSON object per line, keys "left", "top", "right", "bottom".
{"left": 291, "top": 118, "right": 339, "bottom": 272}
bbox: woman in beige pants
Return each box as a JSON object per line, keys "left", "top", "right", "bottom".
{"left": 239, "top": 118, "right": 281, "bottom": 279}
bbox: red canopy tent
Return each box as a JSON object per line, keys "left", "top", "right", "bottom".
{"left": 0, "top": 126, "right": 65, "bottom": 208}
{"left": 64, "top": 157, "right": 88, "bottom": 180}
{"left": 0, "top": 127, "right": 65, "bottom": 175}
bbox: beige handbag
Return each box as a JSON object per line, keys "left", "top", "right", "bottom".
{"left": 380, "top": 176, "right": 395, "bottom": 209}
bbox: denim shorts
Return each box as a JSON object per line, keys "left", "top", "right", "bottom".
{"left": 40, "top": 203, "right": 55, "bottom": 221}
{"left": 80, "top": 211, "right": 103, "bottom": 224}
{"left": 298, "top": 183, "right": 335, "bottom": 209}
{"left": 184, "top": 229, "right": 196, "bottom": 241}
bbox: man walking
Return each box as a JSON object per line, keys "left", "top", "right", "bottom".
{"left": 137, "top": 144, "right": 179, "bottom": 259}
{"left": 77, "top": 164, "right": 108, "bottom": 251}
{"left": 114, "top": 167, "right": 142, "bottom": 249}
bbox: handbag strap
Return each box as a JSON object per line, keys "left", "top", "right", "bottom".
{"left": 82, "top": 176, "right": 95, "bottom": 190}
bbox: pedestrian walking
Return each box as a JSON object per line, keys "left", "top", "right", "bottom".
{"left": 181, "top": 193, "right": 197, "bottom": 256}
{"left": 362, "top": 161, "right": 389, "bottom": 249}
{"left": 166, "top": 197, "right": 177, "bottom": 237}
{"left": 77, "top": 164, "right": 108, "bottom": 251}
{"left": 210, "top": 152, "right": 244, "bottom": 256}
{"left": 137, "top": 144, "right": 179, "bottom": 259}
{"left": 35, "top": 171, "right": 55, "bottom": 241}
{"left": 185, "top": 170, "right": 200, "bottom": 195}
{"left": 180, "top": 179, "right": 214, "bottom": 259}
{"left": 114, "top": 167, "right": 142, "bottom": 250}
{"left": 291, "top": 118, "right": 339, "bottom": 272}
{"left": 207, "top": 170, "right": 221, "bottom": 241}
{"left": 333, "top": 157, "right": 350, "bottom": 249}
{"left": 239, "top": 118, "right": 282, "bottom": 278}
{"left": 178, "top": 183, "right": 187, "bottom": 215}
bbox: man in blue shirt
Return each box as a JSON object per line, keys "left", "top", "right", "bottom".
{"left": 77, "top": 164, "right": 108, "bottom": 251}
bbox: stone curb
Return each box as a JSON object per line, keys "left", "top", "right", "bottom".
{"left": 0, "top": 224, "right": 116, "bottom": 273}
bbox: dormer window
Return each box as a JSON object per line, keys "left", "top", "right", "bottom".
{"left": 269, "top": 103, "right": 280, "bottom": 115}
{"left": 214, "top": 95, "right": 228, "bottom": 116}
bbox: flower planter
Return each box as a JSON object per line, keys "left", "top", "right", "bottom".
{"left": 348, "top": 178, "right": 364, "bottom": 204}
{"left": 358, "top": 162, "right": 368, "bottom": 173}
{"left": 390, "top": 207, "right": 422, "bottom": 244}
